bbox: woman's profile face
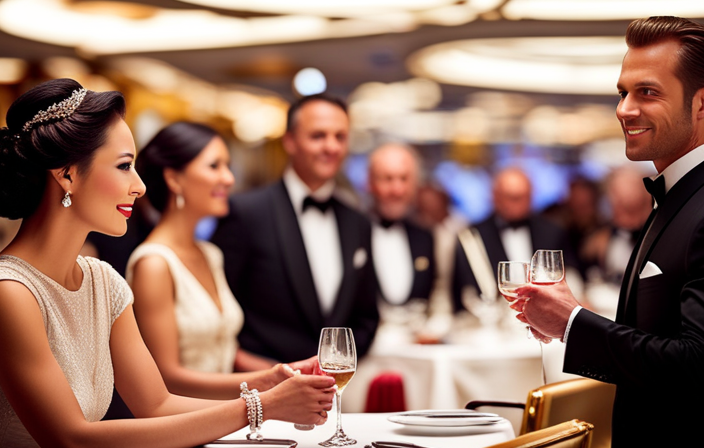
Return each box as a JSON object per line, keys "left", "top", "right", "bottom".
{"left": 71, "top": 118, "right": 146, "bottom": 236}
{"left": 177, "top": 136, "right": 235, "bottom": 218}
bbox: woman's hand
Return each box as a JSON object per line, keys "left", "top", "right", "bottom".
{"left": 259, "top": 374, "right": 335, "bottom": 425}
{"left": 288, "top": 355, "right": 319, "bottom": 375}
{"left": 260, "top": 355, "right": 322, "bottom": 392}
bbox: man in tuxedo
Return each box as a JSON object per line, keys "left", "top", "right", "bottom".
{"left": 211, "top": 94, "right": 378, "bottom": 365}
{"left": 512, "top": 17, "right": 704, "bottom": 446}
{"left": 367, "top": 143, "right": 435, "bottom": 306}
{"left": 581, "top": 166, "right": 653, "bottom": 286}
{"left": 451, "top": 167, "right": 576, "bottom": 312}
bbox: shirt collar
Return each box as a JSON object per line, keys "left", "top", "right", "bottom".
{"left": 655, "top": 143, "right": 704, "bottom": 194}
{"left": 283, "top": 166, "right": 336, "bottom": 214}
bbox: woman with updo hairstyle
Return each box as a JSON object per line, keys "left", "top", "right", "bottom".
{"left": 0, "top": 79, "right": 334, "bottom": 448}
{"left": 129, "top": 122, "right": 314, "bottom": 400}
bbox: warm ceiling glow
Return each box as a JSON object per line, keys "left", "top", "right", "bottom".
{"left": 408, "top": 37, "right": 627, "bottom": 95}
{"left": 502, "top": 0, "right": 704, "bottom": 21}
{"left": 68, "top": 1, "right": 158, "bottom": 20}
{"left": 178, "top": 0, "right": 463, "bottom": 17}
{"left": 110, "top": 56, "right": 288, "bottom": 143}
{"left": 0, "top": 58, "right": 28, "bottom": 84}
{"left": 0, "top": 0, "right": 418, "bottom": 55}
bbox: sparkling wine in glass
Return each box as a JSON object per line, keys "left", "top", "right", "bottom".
{"left": 530, "top": 250, "right": 565, "bottom": 285}
{"left": 529, "top": 249, "right": 565, "bottom": 385}
{"left": 318, "top": 327, "right": 357, "bottom": 447}
{"left": 498, "top": 261, "right": 530, "bottom": 301}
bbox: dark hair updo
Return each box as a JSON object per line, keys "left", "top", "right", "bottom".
{"left": 0, "top": 78, "right": 126, "bottom": 220}
{"left": 136, "top": 121, "right": 218, "bottom": 213}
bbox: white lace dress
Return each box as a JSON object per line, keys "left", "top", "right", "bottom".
{"left": 126, "top": 241, "right": 244, "bottom": 373}
{"left": 0, "top": 255, "right": 133, "bottom": 447}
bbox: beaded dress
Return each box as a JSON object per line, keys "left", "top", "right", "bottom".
{"left": 126, "top": 241, "right": 243, "bottom": 373}
{"left": 0, "top": 255, "right": 133, "bottom": 447}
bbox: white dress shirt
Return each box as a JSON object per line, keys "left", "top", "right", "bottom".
{"left": 372, "top": 222, "right": 414, "bottom": 305}
{"left": 499, "top": 225, "right": 533, "bottom": 263}
{"left": 283, "top": 167, "right": 343, "bottom": 316}
{"left": 564, "top": 143, "right": 704, "bottom": 342}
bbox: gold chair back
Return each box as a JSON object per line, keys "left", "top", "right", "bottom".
{"left": 521, "top": 379, "right": 615, "bottom": 448}
{"left": 488, "top": 419, "right": 594, "bottom": 448}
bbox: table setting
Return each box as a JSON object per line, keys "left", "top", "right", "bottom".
{"left": 208, "top": 327, "right": 514, "bottom": 448}
{"left": 211, "top": 411, "right": 514, "bottom": 448}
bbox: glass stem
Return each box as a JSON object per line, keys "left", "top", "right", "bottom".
{"left": 335, "top": 391, "right": 343, "bottom": 435}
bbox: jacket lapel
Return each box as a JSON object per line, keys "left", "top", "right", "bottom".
{"left": 271, "top": 181, "right": 324, "bottom": 329}
{"left": 326, "top": 200, "right": 359, "bottom": 325}
{"left": 482, "top": 217, "right": 509, "bottom": 275}
{"left": 617, "top": 208, "right": 657, "bottom": 321}
{"left": 622, "top": 161, "right": 704, "bottom": 315}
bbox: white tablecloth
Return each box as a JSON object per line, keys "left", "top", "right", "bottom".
{"left": 218, "top": 413, "right": 514, "bottom": 448}
{"left": 343, "top": 322, "right": 578, "bottom": 414}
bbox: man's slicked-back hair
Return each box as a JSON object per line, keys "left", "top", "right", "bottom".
{"left": 626, "top": 16, "right": 704, "bottom": 106}
{"left": 285, "top": 94, "right": 348, "bottom": 133}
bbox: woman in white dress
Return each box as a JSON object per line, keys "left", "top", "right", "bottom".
{"left": 129, "top": 122, "right": 309, "bottom": 398}
{"left": 0, "top": 78, "right": 334, "bottom": 447}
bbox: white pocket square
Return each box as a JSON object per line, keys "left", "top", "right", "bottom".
{"left": 639, "top": 261, "right": 662, "bottom": 279}
{"left": 353, "top": 248, "right": 367, "bottom": 269}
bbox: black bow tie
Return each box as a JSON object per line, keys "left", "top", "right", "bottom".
{"left": 303, "top": 196, "right": 333, "bottom": 213}
{"left": 613, "top": 226, "right": 641, "bottom": 244}
{"left": 379, "top": 218, "right": 399, "bottom": 229}
{"left": 499, "top": 218, "right": 530, "bottom": 230}
{"left": 643, "top": 176, "right": 666, "bottom": 205}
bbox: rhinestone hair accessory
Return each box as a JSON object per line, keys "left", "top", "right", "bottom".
{"left": 22, "top": 88, "right": 88, "bottom": 132}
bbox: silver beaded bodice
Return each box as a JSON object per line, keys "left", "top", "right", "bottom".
{"left": 0, "top": 255, "right": 133, "bottom": 447}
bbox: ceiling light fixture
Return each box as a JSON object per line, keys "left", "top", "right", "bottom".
{"left": 0, "top": 0, "right": 416, "bottom": 55}
{"left": 177, "top": 0, "right": 463, "bottom": 17}
{"left": 502, "top": 0, "right": 704, "bottom": 21}
{"left": 408, "top": 37, "right": 627, "bottom": 95}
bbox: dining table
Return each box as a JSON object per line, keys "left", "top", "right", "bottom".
{"left": 331, "top": 316, "right": 577, "bottom": 437}
{"left": 212, "top": 412, "right": 515, "bottom": 448}
{"left": 342, "top": 313, "right": 578, "bottom": 415}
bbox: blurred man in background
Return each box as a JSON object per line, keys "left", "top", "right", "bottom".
{"left": 543, "top": 176, "right": 604, "bottom": 278}
{"left": 368, "top": 143, "right": 435, "bottom": 309}
{"left": 581, "top": 166, "right": 653, "bottom": 285}
{"left": 211, "top": 94, "right": 378, "bottom": 366}
{"left": 452, "top": 167, "right": 578, "bottom": 312}
{"left": 415, "top": 182, "right": 467, "bottom": 320}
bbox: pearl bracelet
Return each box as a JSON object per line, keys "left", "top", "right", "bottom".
{"left": 240, "top": 382, "right": 263, "bottom": 440}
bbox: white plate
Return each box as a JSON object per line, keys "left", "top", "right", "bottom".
{"left": 388, "top": 410, "right": 502, "bottom": 427}
{"left": 387, "top": 410, "right": 506, "bottom": 436}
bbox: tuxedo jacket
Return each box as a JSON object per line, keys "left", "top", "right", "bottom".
{"left": 564, "top": 161, "right": 704, "bottom": 446}
{"left": 374, "top": 220, "right": 436, "bottom": 304}
{"left": 451, "top": 214, "right": 576, "bottom": 312}
{"left": 210, "top": 180, "right": 379, "bottom": 363}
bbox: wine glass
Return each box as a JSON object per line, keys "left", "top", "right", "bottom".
{"left": 498, "top": 261, "right": 530, "bottom": 301}
{"left": 530, "top": 250, "right": 565, "bottom": 285}
{"left": 529, "top": 250, "right": 565, "bottom": 384}
{"left": 498, "top": 261, "right": 531, "bottom": 337}
{"left": 318, "top": 327, "right": 357, "bottom": 447}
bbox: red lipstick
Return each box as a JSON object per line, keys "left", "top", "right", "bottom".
{"left": 117, "top": 204, "right": 133, "bottom": 218}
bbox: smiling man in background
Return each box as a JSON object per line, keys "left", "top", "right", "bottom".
{"left": 211, "top": 94, "right": 378, "bottom": 366}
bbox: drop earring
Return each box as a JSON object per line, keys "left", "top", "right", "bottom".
{"left": 176, "top": 193, "right": 185, "bottom": 210}
{"left": 62, "top": 191, "right": 72, "bottom": 208}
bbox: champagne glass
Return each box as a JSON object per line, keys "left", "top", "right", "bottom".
{"left": 529, "top": 250, "right": 565, "bottom": 385}
{"left": 498, "top": 261, "right": 530, "bottom": 301}
{"left": 498, "top": 261, "right": 531, "bottom": 338}
{"left": 318, "top": 327, "right": 357, "bottom": 447}
{"left": 530, "top": 250, "right": 565, "bottom": 285}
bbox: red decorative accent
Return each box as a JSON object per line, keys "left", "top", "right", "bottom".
{"left": 364, "top": 371, "right": 407, "bottom": 413}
